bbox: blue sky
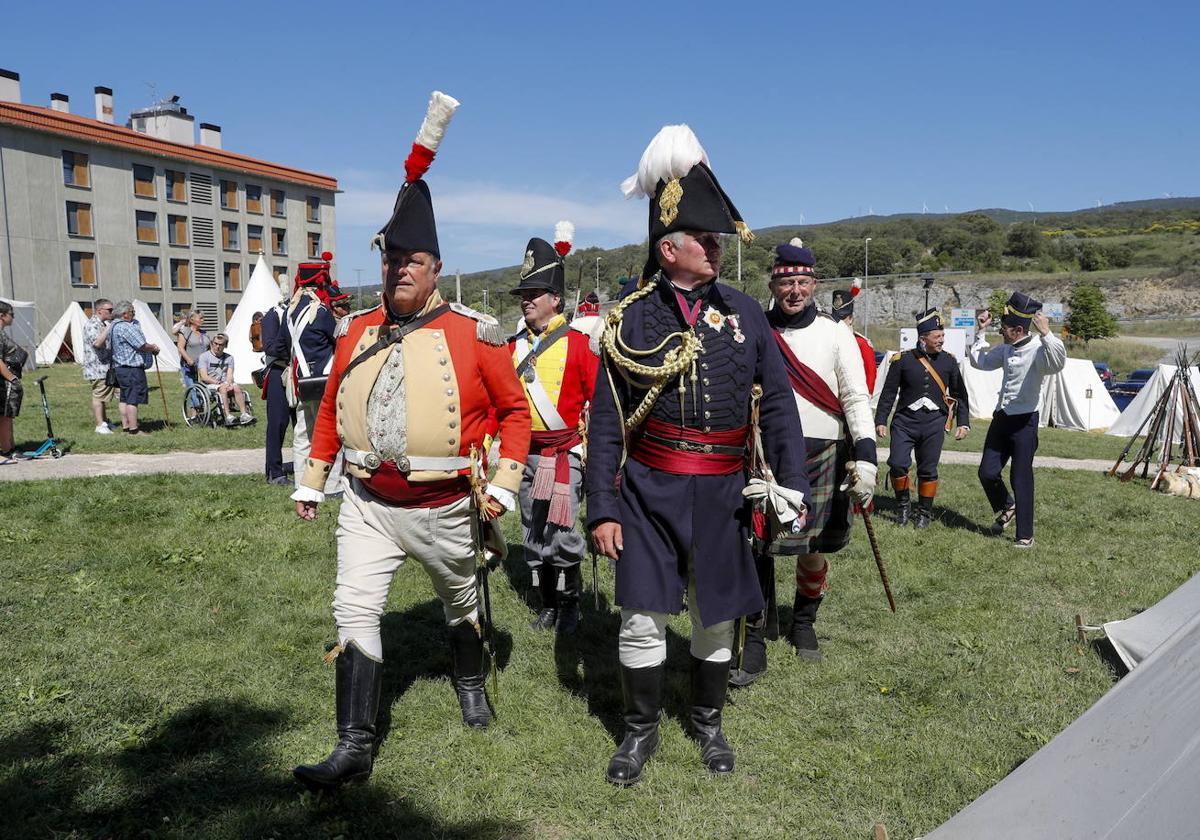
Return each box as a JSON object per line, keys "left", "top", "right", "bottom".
{"left": 3, "top": 0, "right": 1197, "bottom": 277}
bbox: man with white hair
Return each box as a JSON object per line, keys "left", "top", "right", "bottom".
{"left": 587, "top": 125, "right": 808, "bottom": 785}
{"left": 108, "top": 300, "right": 160, "bottom": 436}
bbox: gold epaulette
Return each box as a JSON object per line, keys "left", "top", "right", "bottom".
{"left": 448, "top": 302, "right": 504, "bottom": 346}
{"left": 890, "top": 352, "right": 902, "bottom": 362}
{"left": 334, "top": 305, "right": 381, "bottom": 339}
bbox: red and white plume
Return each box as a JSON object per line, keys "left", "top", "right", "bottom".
{"left": 620, "top": 124, "right": 709, "bottom": 199}
{"left": 553, "top": 220, "right": 575, "bottom": 257}
{"left": 404, "top": 91, "right": 461, "bottom": 183}
{"left": 851, "top": 276, "right": 863, "bottom": 298}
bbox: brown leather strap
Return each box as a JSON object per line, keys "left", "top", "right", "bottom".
{"left": 914, "top": 352, "right": 957, "bottom": 432}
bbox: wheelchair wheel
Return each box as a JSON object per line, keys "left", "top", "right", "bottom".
{"left": 182, "top": 384, "right": 214, "bottom": 427}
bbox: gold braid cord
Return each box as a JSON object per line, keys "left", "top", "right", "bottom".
{"left": 599, "top": 277, "right": 704, "bottom": 465}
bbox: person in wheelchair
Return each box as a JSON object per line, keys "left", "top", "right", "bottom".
{"left": 197, "top": 334, "right": 253, "bottom": 425}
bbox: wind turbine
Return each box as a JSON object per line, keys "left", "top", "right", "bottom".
{"left": 1027, "top": 201, "right": 1035, "bottom": 212}
{"left": 922, "top": 201, "right": 928, "bottom": 214}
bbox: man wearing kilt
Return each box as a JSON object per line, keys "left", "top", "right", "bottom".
{"left": 730, "top": 239, "right": 877, "bottom": 685}
{"left": 587, "top": 125, "right": 808, "bottom": 785}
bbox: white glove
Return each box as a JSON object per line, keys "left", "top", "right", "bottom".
{"left": 840, "top": 461, "right": 877, "bottom": 507}
{"left": 484, "top": 483, "right": 516, "bottom": 515}
{"left": 742, "top": 478, "right": 807, "bottom": 527}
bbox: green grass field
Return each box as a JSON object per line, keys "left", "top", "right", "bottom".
{"left": 941, "top": 417, "right": 1128, "bottom": 462}
{"left": 2, "top": 465, "right": 1193, "bottom": 838}
{"left": 10, "top": 364, "right": 286, "bottom": 455}
{"left": 1117, "top": 318, "right": 1200, "bottom": 338}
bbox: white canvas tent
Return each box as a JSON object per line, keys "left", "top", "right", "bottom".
{"left": 926, "top": 578, "right": 1200, "bottom": 839}
{"left": 1104, "top": 571, "right": 1200, "bottom": 671}
{"left": 958, "top": 356, "right": 1119, "bottom": 431}
{"left": 35, "top": 301, "right": 88, "bottom": 364}
{"left": 1106, "top": 364, "right": 1200, "bottom": 442}
{"left": 224, "top": 254, "right": 282, "bottom": 384}
{"left": 132, "top": 299, "right": 181, "bottom": 372}
{"left": 0, "top": 296, "right": 39, "bottom": 369}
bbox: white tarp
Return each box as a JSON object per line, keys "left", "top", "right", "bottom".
{"left": 869, "top": 350, "right": 894, "bottom": 410}
{"left": 958, "top": 356, "right": 1119, "bottom": 431}
{"left": 926, "top": 587, "right": 1200, "bottom": 839}
{"left": 34, "top": 301, "right": 88, "bottom": 365}
{"left": 1103, "top": 572, "right": 1200, "bottom": 671}
{"left": 1106, "top": 364, "right": 1200, "bottom": 442}
{"left": 224, "top": 254, "right": 282, "bottom": 384}
{"left": 132, "top": 299, "right": 181, "bottom": 372}
{"left": 0, "top": 296, "right": 38, "bottom": 369}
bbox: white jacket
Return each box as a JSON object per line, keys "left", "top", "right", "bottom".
{"left": 774, "top": 315, "right": 875, "bottom": 444}
{"left": 970, "top": 331, "right": 1067, "bottom": 415}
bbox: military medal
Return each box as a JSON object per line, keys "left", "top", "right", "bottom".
{"left": 524, "top": 367, "right": 536, "bottom": 383}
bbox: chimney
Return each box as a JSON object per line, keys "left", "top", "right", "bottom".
{"left": 199, "top": 122, "right": 222, "bottom": 149}
{"left": 94, "top": 86, "right": 114, "bottom": 124}
{"left": 0, "top": 69, "right": 18, "bottom": 103}
{"left": 50, "top": 92, "right": 69, "bottom": 113}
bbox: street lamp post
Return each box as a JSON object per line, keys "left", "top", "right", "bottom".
{"left": 863, "top": 237, "right": 872, "bottom": 334}
{"left": 595, "top": 256, "right": 601, "bottom": 297}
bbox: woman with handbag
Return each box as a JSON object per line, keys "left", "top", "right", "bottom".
{"left": 0, "top": 301, "right": 28, "bottom": 462}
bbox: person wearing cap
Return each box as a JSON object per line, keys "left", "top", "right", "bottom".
{"left": 587, "top": 125, "right": 808, "bottom": 785}
{"left": 503, "top": 224, "right": 599, "bottom": 635}
{"left": 729, "top": 239, "right": 875, "bottom": 685}
{"left": 970, "top": 292, "right": 1065, "bottom": 547}
{"left": 830, "top": 286, "right": 877, "bottom": 392}
{"left": 279, "top": 252, "right": 342, "bottom": 494}
{"left": 291, "top": 92, "right": 530, "bottom": 792}
{"left": 874, "top": 309, "right": 970, "bottom": 528}
{"left": 260, "top": 274, "right": 296, "bottom": 485}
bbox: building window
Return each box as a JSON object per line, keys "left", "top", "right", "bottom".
{"left": 225, "top": 304, "right": 238, "bottom": 324}
{"left": 136, "top": 210, "right": 158, "bottom": 244}
{"left": 307, "top": 232, "right": 322, "bottom": 258}
{"left": 139, "top": 256, "right": 161, "bottom": 289}
{"left": 224, "top": 262, "right": 242, "bottom": 292}
{"left": 270, "top": 189, "right": 285, "bottom": 217}
{"left": 62, "top": 150, "right": 90, "bottom": 188}
{"left": 171, "top": 301, "right": 191, "bottom": 324}
{"left": 70, "top": 251, "right": 97, "bottom": 287}
{"left": 166, "top": 169, "right": 187, "bottom": 202}
{"left": 66, "top": 202, "right": 93, "bottom": 237}
{"left": 220, "top": 179, "right": 238, "bottom": 210}
{"left": 274, "top": 265, "right": 288, "bottom": 285}
{"left": 271, "top": 227, "right": 287, "bottom": 256}
{"left": 246, "top": 184, "right": 262, "bottom": 214}
{"left": 133, "top": 164, "right": 156, "bottom": 198}
{"left": 170, "top": 259, "right": 191, "bottom": 290}
{"left": 168, "top": 214, "right": 188, "bottom": 246}
{"left": 247, "top": 224, "right": 264, "bottom": 253}
{"left": 306, "top": 196, "right": 320, "bottom": 222}
{"left": 222, "top": 221, "right": 240, "bottom": 251}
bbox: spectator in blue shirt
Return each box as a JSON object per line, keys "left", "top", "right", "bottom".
{"left": 108, "top": 300, "right": 160, "bottom": 435}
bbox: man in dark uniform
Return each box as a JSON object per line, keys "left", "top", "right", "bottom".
{"left": 874, "top": 309, "right": 971, "bottom": 528}
{"left": 260, "top": 273, "right": 295, "bottom": 485}
{"left": 587, "top": 125, "right": 808, "bottom": 786}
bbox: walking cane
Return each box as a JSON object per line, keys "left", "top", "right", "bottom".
{"left": 153, "top": 356, "right": 172, "bottom": 428}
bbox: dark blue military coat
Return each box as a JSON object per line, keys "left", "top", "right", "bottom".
{"left": 874, "top": 348, "right": 970, "bottom": 429}
{"left": 585, "top": 276, "right": 808, "bottom": 626}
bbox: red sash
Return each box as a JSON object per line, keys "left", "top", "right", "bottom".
{"left": 360, "top": 462, "right": 470, "bottom": 508}
{"left": 629, "top": 419, "right": 748, "bottom": 476}
{"left": 529, "top": 428, "right": 584, "bottom": 527}
{"left": 771, "top": 330, "right": 844, "bottom": 418}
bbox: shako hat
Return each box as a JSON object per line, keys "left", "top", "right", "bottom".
{"left": 1001, "top": 291, "right": 1042, "bottom": 328}
{"left": 831, "top": 288, "right": 855, "bottom": 319}
{"left": 372, "top": 91, "right": 461, "bottom": 259}
{"left": 511, "top": 221, "right": 574, "bottom": 296}
{"left": 916, "top": 308, "right": 945, "bottom": 334}
{"left": 622, "top": 124, "right": 753, "bottom": 281}
{"left": 294, "top": 251, "right": 336, "bottom": 303}
{"left": 771, "top": 238, "right": 817, "bottom": 280}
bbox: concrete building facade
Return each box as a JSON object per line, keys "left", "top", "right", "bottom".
{"left": 0, "top": 69, "right": 338, "bottom": 337}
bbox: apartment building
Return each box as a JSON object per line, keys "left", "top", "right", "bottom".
{"left": 0, "top": 68, "right": 337, "bottom": 334}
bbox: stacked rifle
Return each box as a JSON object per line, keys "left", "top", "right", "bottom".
{"left": 1109, "top": 346, "right": 1200, "bottom": 489}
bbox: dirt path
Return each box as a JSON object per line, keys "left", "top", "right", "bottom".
{"left": 0, "top": 446, "right": 1114, "bottom": 482}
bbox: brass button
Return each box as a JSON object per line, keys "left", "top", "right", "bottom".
{"left": 338, "top": 402, "right": 344, "bottom": 410}
{"left": 701, "top": 362, "right": 709, "bottom": 370}
{"left": 448, "top": 405, "right": 456, "bottom": 413}
{"left": 442, "top": 373, "right": 451, "bottom": 382}
{"left": 448, "top": 438, "right": 456, "bottom": 445}
{"left": 432, "top": 332, "right": 441, "bottom": 339}
{"left": 704, "top": 411, "right": 711, "bottom": 419}
{"left": 448, "top": 420, "right": 457, "bottom": 429}
{"left": 705, "top": 425, "right": 712, "bottom": 432}
{"left": 704, "top": 394, "right": 710, "bottom": 402}
{"left": 509, "top": 463, "right": 518, "bottom": 470}
{"left": 702, "top": 377, "right": 709, "bottom": 385}
{"left": 439, "top": 358, "right": 448, "bottom": 366}
{"left": 446, "top": 388, "right": 454, "bottom": 396}
{"left": 435, "top": 344, "right": 444, "bottom": 352}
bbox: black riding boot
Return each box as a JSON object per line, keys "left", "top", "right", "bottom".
{"left": 912, "top": 496, "right": 933, "bottom": 529}
{"left": 690, "top": 656, "right": 735, "bottom": 775}
{"left": 789, "top": 593, "right": 824, "bottom": 662}
{"left": 530, "top": 565, "right": 558, "bottom": 630}
{"left": 293, "top": 641, "right": 382, "bottom": 791}
{"left": 728, "top": 616, "right": 768, "bottom": 687}
{"left": 449, "top": 621, "right": 492, "bottom": 729}
{"left": 556, "top": 564, "right": 581, "bottom": 636}
{"left": 605, "top": 664, "right": 663, "bottom": 787}
{"left": 894, "top": 489, "right": 911, "bottom": 526}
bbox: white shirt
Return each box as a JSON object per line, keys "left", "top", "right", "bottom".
{"left": 775, "top": 315, "right": 875, "bottom": 443}
{"left": 970, "top": 331, "right": 1067, "bottom": 415}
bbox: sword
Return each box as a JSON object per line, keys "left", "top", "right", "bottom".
{"left": 847, "top": 462, "right": 897, "bottom": 613}
{"left": 468, "top": 446, "right": 500, "bottom": 702}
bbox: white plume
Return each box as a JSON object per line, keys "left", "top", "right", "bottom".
{"left": 620, "top": 124, "right": 710, "bottom": 199}
{"left": 789, "top": 237, "right": 804, "bottom": 247}
{"left": 414, "top": 91, "right": 461, "bottom": 152}
{"left": 554, "top": 220, "right": 575, "bottom": 245}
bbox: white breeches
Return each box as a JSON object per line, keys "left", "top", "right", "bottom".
{"left": 617, "top": 573, "right": 735, "bottom": 668}
{"left": 332, "top": 478, "right": 478, "bottom": 659}
{"left": 293, "top": 397, "right": 344, "bottom": 494}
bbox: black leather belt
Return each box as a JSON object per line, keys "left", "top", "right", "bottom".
{"left": 641, "top": 433, "right": 746, "bottom": 457}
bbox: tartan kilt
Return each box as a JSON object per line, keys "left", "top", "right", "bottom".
{"left": 769, "top": 438, "right": 852, "bottom": 556}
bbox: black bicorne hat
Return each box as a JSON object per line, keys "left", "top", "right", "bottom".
{"left": 377, "top": 180, "right": 440, "bottom": 258}
{"left": 510, "top": 237, "right": 565, "bottom": 296}
{"left": 916, "top": 308, "right": 944, "bottom": 334}
{"left": 1001, "top": 291, "right": 1042, "bottom": 328}
{"left": 831, "top": 288, "right": 855, "bottom": 319}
